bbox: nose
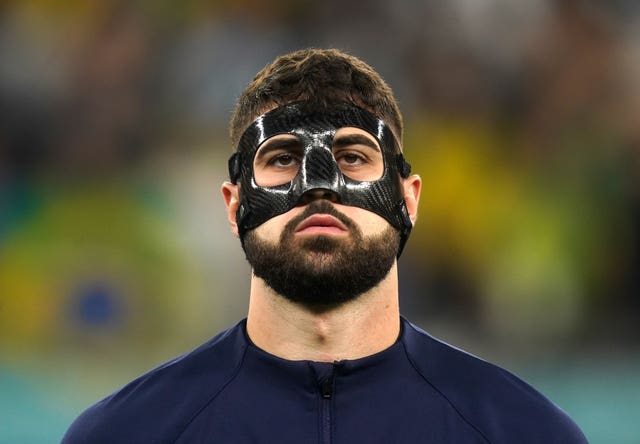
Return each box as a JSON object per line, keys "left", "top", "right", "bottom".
{"left": 294, "top": 145, "right": 342, "bottom": 205}
{"left": 299, "top": 188, "right": 340, "bottom": 204}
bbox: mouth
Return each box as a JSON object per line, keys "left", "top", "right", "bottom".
{"left": 294, "top": 214, "right": 348, "bottom": 236}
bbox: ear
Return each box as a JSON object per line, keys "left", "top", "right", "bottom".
{"left": 221, "top": 181, "right": 240, "bottom": 237}
{"left": 402, "top": 174, "right": 422, "bottom": 225}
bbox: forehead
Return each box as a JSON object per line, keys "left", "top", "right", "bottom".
{"left": 236, "top": 102, "right": 397, "bottom": 154}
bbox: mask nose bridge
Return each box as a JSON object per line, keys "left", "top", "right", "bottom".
{"left": 292, "top": 132, "right": 343, "bottom": 199}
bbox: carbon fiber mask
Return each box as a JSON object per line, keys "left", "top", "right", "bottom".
{"left": 228, "top": 102, "right": 413, "bottom": 256}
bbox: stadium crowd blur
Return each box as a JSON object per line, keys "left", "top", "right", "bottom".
{"left": 1, "top": 1, "right": 639, "bottom": 442}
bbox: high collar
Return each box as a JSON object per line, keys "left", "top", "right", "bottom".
{"left": 241, "top": 318, "right": 409, "bottom": 388}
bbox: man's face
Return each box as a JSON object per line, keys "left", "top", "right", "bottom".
{"left": 225, "top": 102, "right": 418, "bottom": 308}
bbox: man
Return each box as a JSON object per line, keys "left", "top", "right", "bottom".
{"left": 62, "top": 48, "right": 587, "bottom": 443}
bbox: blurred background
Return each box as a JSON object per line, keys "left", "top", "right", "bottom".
{"left": 0, "top": 0, "right": 638, "bottom": 442}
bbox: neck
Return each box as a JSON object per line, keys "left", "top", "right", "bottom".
{"left": 246, "top": 263, "right": 400, "bottom": 362}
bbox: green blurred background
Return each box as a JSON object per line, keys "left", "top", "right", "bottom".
{"left": 1, "top": 1, "right": 639, "bottom": 442}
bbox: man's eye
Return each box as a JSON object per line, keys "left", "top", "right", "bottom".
{"left": 270, "top": 153, "right": 299, "bottom": 167}
{"left": 336, "top": 152, "right": 366, "bottom": 166}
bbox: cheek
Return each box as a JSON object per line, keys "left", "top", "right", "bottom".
{"left": 252, "top": 209, "right": 301, "bottom": 240}
{"left": 252, "top": 219, "right": 281, "bottom": 241}
{"left": 335, "top": 206, "right": 390, "bottom": 236}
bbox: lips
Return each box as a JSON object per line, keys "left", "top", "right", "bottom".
{"left": 294, "top": 214, "right": 348, "bottom": 235}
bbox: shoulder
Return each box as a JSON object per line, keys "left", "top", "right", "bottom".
{"left": 401, "top": 319, "right": 588, "bottom": 444}
{"left": 61, "top": 321, "right": 249, "bottom": 444}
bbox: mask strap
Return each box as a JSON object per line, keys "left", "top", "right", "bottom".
{"left": 396, "top": 153, "right": 412, "bottom": 178}
{"left": 228, "top": 152, "right": 241, "bottom": 184}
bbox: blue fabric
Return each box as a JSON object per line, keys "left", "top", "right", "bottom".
{"left": 62, "top": 318, "right": 588, "bottom": 443}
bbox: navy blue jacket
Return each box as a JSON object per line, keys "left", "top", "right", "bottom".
{"left": 62, "top": 318, "right": 588, "bottom": 443}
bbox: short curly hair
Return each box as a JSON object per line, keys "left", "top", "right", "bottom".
{"left": 229, "top": 48, "right": 403, "bottom": 148}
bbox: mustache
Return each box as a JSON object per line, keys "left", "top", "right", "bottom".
{"left": 284, "top": 200, "right": 357, "bottom": 234}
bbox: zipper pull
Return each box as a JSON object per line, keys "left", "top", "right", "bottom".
{"left": 321, "top": 377, "right": 333, "bottom": 399}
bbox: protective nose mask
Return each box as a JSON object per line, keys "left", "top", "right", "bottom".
{"left": 228, "top": 102, "right": 413, "bottom": 256}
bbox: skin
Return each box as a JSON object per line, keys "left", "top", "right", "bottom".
{"left": 253, "top": 127, "right": 385, "bottom": 187}
{"left": 221, "top": 126, "right": 421, "bottom": 362}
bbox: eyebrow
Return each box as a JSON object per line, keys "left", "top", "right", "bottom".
{"left": 332, "top": 133, "right": 380, "bottom": 152}
{"left": 255, "top": 137, "right": 302, "bottom": 161}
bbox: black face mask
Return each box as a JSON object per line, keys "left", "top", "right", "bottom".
{"left": 228, "top": 102, "right": 413, "bottom": 256}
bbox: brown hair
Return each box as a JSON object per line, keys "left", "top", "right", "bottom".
{"left": 229, "top": 48, "right": 403, "bottom": 148}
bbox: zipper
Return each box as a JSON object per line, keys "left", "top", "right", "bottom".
{"left": 319, "top": 365, "right": 336, "bottom": 444}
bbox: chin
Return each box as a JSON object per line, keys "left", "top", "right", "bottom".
{"left": 298, "top": 235, "right": 346, "bottom": 253}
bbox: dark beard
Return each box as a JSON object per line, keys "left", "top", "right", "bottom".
{"left": 242, "top": 201, "right": 400, "bottom": 310}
